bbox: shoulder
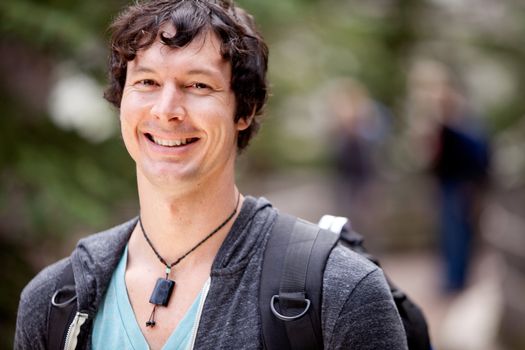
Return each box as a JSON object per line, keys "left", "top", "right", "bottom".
{"left": 76, "top": 217, "right": 137, "bottom": 254}
{"left": 324, "top": 243, "right": 381, "bottom": 292}
{"left": 322, "top": 244, "right": 408, "bottom": 349}
{"left": 322, "top": 243, "right": 387, "bottom": 324}
{"left": 323, "top": 243, "right": 397, "bottom": 300}
{"left": 15, "top": 257, "right": 71, "bottom": 349}
{"left": 19, "top": 257, "right": 71, "bottom": 304}
{"left": 15, "top": 218, "right": 137, "bottom": 349}
{"left": 72, "top": 218, "right": 136, "bottom": 292}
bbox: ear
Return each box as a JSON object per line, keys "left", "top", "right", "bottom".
{"left": 236, "top": 110, "right": 255, "bottom": 131}
{"left": 236, "top": 117, "right": 251, "bottom": 131}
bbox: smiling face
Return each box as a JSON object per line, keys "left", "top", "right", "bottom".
{"left": 120, "top": 28, "right": 250, "bottom": 191}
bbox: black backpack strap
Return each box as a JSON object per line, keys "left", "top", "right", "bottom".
{"left": 390, "top": 282, "right": 432, "bottom": 350}
{"left": 47, "top": 261, "right": 78, "bottom": 350}
{"left": 260, "top": 213, "right": 339, "bottom": 350}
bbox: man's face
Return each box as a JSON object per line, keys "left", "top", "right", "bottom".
{"left": 120, "top": 28, "right": 249, "bottom": 189}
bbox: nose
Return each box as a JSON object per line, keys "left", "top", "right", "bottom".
{"left": 150, "top": 84, "right": 186, "bottom": 121}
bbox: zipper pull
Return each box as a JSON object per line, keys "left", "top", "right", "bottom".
{"left": 64, "top": 312, "right": 89, "bottom": 350}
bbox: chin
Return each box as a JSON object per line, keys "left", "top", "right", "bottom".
{"left": 141, "top": 163, "right": 200, "bottom": 186}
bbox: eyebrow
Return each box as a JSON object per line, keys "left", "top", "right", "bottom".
{"left": 128, "top": 65, "right": 224, "bottom": 79}
{"left": 186, "top": 67, "right": 223, "bottom": 78}
{"left": 128, "top": 65, "right": 156, "bottom": 74}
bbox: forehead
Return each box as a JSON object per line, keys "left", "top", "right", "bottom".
{"left": 129, "top": 26, "right": 230, "bottom": 75}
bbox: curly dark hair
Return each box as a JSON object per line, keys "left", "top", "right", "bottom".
{"left": 104, "top": 0, "right": 269, "bottom": 150}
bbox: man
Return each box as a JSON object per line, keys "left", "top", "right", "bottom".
{"left": 15, "top": 1, "right": 408, "bottom": 349}
{"left": 429, "top": 81, "right": 490, "bottom": 292}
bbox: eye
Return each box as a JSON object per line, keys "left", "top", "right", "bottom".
{"left": 137, "top": 79, "right": 157, "bottom": 87}
{"left": 189, "top": 82, "right": 210, "bottom": 90}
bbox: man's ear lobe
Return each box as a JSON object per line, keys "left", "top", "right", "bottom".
{"left": 236, "top": 105, "right": 257, "bottom": 131}
{"left": 236, "top": 113, "right": 254, "bottom": 131}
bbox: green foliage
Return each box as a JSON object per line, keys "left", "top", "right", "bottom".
{"left": 0, "top": 84, "right": 135, "bottom": 245}
{"left": 0, "top": 1, "right": 133, "bottom": 346}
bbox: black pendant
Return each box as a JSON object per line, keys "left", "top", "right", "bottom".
{"left": 149, "top": 278, "right": 175, "bottom": 307}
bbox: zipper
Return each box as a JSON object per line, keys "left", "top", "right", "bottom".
{"left": 64, "top": 312, "right": 89, "bottom": 350}
{"left": 187, "top": 278, "right": 211, "bottom": 350}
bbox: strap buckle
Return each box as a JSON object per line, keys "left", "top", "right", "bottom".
{"left": 51, "top": 285, "right": 77, "bottom": 308}
{"left": 270, "top": 294, "right": 311, "bottom": 321}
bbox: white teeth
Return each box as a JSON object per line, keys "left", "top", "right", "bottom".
{"left": 151, "top": 135, "right": 191, "bottom": 147}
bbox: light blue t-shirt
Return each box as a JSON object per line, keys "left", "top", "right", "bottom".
{"left": 92, "top": 245, "right": 209, "bottom": 350}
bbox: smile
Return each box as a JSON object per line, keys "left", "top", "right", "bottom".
{"left": 146, "top": 134, "right": 199, "bottom": 147}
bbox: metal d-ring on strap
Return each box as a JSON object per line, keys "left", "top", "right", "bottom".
{"left": 51, "top": 285, "right": 77, "bottom": 308}
{"left": 270, "top": 295, "right": 311, "bottom": 321}
{"left": 269, "top": 219, "right": 319, "bottom": 323}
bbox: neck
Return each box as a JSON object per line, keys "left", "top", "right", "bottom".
{"left": 133, "top": 169, "right": 241, "bottom": 264}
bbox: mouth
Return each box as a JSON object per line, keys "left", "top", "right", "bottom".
{"left": 145, "top": 133, "right": 199, "bottom": 147}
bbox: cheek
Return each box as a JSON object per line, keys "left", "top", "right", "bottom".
{"left": 120, "top": 94, "right": 146, "bottom": 130}
{"left": 191, "top": 98, "right": 236, "bottom": 126}
{"left": 119, "top": 102, "right": 142, "bottom": 157}
{"left": 119, "top": 107, "right": 133, "bottom": 138}
{"left": 119, "top": 113, "right": 130, "bottom": 136}
{"left": 121, "top": 89, "right": 151, "bottom": 114}
{"left": 119, "top": 113, "right": 135, "bottom": 154}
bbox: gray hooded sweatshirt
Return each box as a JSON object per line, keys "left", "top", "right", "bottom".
{"left": 15, "top": 196, "right": 408, "bottom": 349}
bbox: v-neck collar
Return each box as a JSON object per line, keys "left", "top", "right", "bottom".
{"left": 114, "top": 245, "right": 210, "bottom": 349}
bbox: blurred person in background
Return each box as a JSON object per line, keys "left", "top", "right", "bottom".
{"left": 408, "top": 61, "right": 491, "bottom": 293}
{"left": 328, "top": 78, "right": 391, "bottom": 234}
{"left": 15, "top": 1, "right": 408, "bottom": 349}
{"left": 430, "top": 81, "right": 491, "bottom": 293}
{"left": 408, "top": 59, "right": 490, "bottom": 293}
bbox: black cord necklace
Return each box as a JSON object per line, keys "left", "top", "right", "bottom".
{"left": 138, "top": 192, "right": 240, "bottom": 327}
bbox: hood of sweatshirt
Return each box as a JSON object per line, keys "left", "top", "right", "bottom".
{"left": 69, "top": 196, "right": 275, "bottom": 315}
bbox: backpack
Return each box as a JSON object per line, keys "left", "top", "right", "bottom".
{"left": 47, "top": 262, "right": 86, "bottom": 350}
{"left": 48, "top": 213, "right": 431, "bottom": 350}
{"left": 259, "top": 213, "right": 432, "bottom": 350}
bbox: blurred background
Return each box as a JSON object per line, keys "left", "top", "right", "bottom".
{"left": 1, "top": 0, "right": 524, "bottom": 349}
